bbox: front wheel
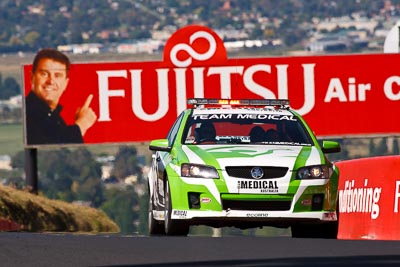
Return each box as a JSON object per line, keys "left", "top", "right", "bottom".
{"left": 164, "top": 179, "right": 190, "bottom": 236}
{"left": 148, "top": 188, "right": 165, "bottom": 235}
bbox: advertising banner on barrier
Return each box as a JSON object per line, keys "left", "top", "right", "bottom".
{"left": 23, "top": 25, "right": 400, "bottom": 146}
{"left": 336, "top": 156, "right": 400, "bottom": 240}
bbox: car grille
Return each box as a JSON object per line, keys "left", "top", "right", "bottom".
{"left": 225, "top": 166, "right": 288, "bottom": 179}
{"left": 222, "top": 200, "right": 292, "bottom": 211}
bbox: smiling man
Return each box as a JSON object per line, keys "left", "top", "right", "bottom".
{"left": 25, "top": 48, "right": 97, "bottom": 145}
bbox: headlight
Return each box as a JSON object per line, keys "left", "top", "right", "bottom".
{"left": 296, "top": 165, "right": 331, "bottom": 179}
{"left": 181, "top": 163, "right": 219, "bottom": 179}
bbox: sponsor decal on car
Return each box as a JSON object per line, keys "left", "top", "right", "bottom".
{"left": 246, "top": 213, "right": 269, "bottom": 218}
{"left": 237, "top": 180, "right": 279, "bottom": 193}
{"left": 193, "top": 113, "right": 297, "bottom": 121}
{"left": 201, "top": 197, "right": 212, "bottom": 203}
{"left": 173, "top": 210, "right": 188, "bottom": 218}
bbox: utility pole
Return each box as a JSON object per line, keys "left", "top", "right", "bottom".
{"left": 24, "top": 148, "right": 38, "bottom": 194}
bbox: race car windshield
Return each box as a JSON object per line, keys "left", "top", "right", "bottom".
{"left": 183, "top": 112, "right": 313, "bottom": 145}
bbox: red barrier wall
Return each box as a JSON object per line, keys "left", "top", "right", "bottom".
{"left": 0, "top": 218, "right": 21, "bottom": 232}
{"left": 336, "top": 155, "right": 400, "bottom": 240}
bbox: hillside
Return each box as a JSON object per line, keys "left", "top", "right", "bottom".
{"left": 0, "top": 0, "right": 396, "bottom": 53}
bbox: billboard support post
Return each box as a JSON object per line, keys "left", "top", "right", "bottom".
{"left": 24, "top": 148, "right": 38, "bottom": 194}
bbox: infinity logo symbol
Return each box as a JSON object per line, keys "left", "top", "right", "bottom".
{"left": 170, "top": 31, "right": 217, "bottom": 67}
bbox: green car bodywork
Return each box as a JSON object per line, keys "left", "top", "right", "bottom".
{"left": 148, "top": 99, "right": 341, "bottom": 237}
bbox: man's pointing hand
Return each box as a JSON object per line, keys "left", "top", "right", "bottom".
{"left": 75, "top": 94, "right": 97, "bottom": 136}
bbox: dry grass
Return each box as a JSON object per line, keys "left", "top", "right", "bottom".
{"left": 0, "top": 184, "right": 120, "bottom": 233}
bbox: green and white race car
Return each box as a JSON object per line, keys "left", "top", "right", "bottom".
{"left": 148, "top": 99, "right": 341, "bottom": 237}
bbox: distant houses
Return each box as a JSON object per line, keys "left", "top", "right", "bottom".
{"left": 306, "top": 14, "right": 398, "bottom": 53}
{"left": 0, "top": 155, "right": 11, "bottom": 171}
{"left": 0, "top": 95, "right": 22, "bottom": 111}
{"left": 57, "top": 39, "right": 164, "bottom": 55}
{"left": 56, "top": 33, "right": 281, "bottom": 56}
{"left": 116, "top": 39, "right": 164, "bottom": 54}
{"left": 306, "top": 31, "right": 369, "bottom": 52}
{"left": 57, "top": 43, "right": 105, "bottom": 54}
{"left": 54, "top": 14, "right": 397, "bottom": 56}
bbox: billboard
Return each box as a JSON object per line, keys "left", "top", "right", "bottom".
{"left": 23, "top": 25, "right": 400, "bottom": 147}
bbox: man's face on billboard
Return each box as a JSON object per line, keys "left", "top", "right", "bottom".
{"left": 31, "top": 58, "right": 69, "bottom": 110}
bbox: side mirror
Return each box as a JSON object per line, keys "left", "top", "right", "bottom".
{"left": 321, "top": 140, "right": 341, "bottom": 154}
{"left": 149, "top": 139, "right": 171, "bottom": 152}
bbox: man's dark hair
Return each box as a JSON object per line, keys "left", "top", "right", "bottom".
{"left": 32, "top": 48, "right": 71, "bottom": 75}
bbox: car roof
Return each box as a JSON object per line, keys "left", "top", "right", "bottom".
{"left": 187, "top": 98, "right": 294, "bottom": 116}
{"left": 191, "top": 107, "right": 294, "bottom": 116}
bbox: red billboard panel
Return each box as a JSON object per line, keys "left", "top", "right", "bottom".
{"left": 23, "top": 25, "right": 400, "bottom": 146}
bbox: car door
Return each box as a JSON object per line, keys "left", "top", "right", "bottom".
{"left": 154, "top": 112, "right": 186, "bottom": 209}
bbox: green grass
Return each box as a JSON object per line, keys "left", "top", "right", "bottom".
{"left": 0, "top": 123, "right": 24, "bottom": 156}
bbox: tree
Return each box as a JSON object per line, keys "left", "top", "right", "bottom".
{"left": 111, "top": 146, "right": 140, "bottom": 180}
{"left": 0, "top": 77, "right": 21, "bottom": 99}
{"left": 249, "top": 27, "right": 265, "bottom": 40}
{"left": 23, "top": 31, "right": 40, "bottom": 49}
{"left": 392, "top": 138, "right": 399, "bottom": 155}
{"left": 68, "top": 7, "right": 85, "bottom": 44}
{"left": 76, "top": 176, "right": 105, "bottom": 207}
{"left": 33, "top": 148, "right": 104, "bottom": 204}
{"left": 66, "top": 148, "right": 101, "bottom": 182}
{"left": 10, "top": 150, "right": 25, "bottom": 169}
{"left": 369, "top": 139, "right": 376, "bottom": 156}
{"left": 376, "top": 137, "right": 388, "bottom": 156}
{"left": 100, "top": 185, "right": 139, "bottom": 234}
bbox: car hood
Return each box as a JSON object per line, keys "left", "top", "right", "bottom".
{"left": 182, "top": 144, "right": 323, "bottom": 170}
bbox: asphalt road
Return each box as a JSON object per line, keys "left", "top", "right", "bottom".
{"left": 0, "top": 233, "right": 400, "bottom": 267}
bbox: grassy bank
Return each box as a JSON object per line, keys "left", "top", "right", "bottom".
{"left": 0, "top": 184, "right": 120, "bottom": 233}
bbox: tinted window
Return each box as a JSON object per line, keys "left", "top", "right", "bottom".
{"left": 167, "top": 112, "right": 185, "bottom": 145}
{"left": 183, "top": 112, "right": 313, "bottom": 145}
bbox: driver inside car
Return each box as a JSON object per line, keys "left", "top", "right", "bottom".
{"left": 195, "top": 122, "right": 216, "bottom": 144}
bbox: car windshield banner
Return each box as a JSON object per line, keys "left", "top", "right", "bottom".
{"left": 23, "top": 25, "right": 400, "bottom": 146}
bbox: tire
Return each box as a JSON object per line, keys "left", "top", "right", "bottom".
{"left": 148, "top": 188, "right": 165, "bottom": 235}
{"left": 164, "top": 179, "right": 190, "bottom": 236}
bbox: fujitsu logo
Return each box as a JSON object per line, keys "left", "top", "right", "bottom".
{"left": 170, "top": 31, "right": 217, "bottom": 67}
